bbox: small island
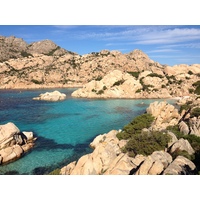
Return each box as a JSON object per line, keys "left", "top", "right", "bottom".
{"left": 33, "top": 90, "right": 67, "bottom": 101}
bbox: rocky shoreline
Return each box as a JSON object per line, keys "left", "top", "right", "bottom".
{"left": 59, "top": 96, "right": 200, "bottom": 175}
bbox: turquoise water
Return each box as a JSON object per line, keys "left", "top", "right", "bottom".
{"left": 0, "top": 88, "right": 176, "bottom": 175}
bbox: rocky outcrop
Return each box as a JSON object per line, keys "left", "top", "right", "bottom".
{"left": 1, "top": 35, "right": 200, "bottom": 93}
{"left": 146, "top": 101, "right": 180, "bottom": 130}
{"left": 71, "top": 66, "right": 200, "bottom": 99}
{"left": 60, "top": 99, "right": 200, "bottom": 175}
{"left": 0, "top": 122, "right": 36, "bottom": 165}
{"left": 163, "top": 156, "right": 196, "bottom": 175}
{"left": 33, "top": 90, "right": 66, "bottom": 101}
{"left": 0, "top": 35, "right": 72, "bottom": 62}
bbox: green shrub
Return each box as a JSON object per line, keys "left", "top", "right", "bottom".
{"left": 31, "top": 79, "right": 43, "bottom": 84}
{"left": 171, "top": 149, "right": 195, "bottom": 161}
{"left": 112, "top": 79, "right": 125, "bottom": 87}
{"left": 97, "top": 90, "right": 104, "bottom": 95}
{"left": 188, "top": 88, "right": 194, "bottom": 94}
{"left": 103, "top": 86, "right": 107, "bottom": 90}
{"left": 191, "top": 107, "right": 200, "bottom": 118}
{"left": 116, "top": 113, "right": 154, "bottom": 140}
{"left": 136, "top": 89, "right": 142, "bottom": 93}
{"left": 192, "top": 81, "right": 200, "bottom": 95}
{"left": 21, "top": 51, "right": 32, "bottom": 57}
{"left": 95, "top": 76, "right": 102, "bottom": 81}
{"left": 127, "top": 71, "right": 140, "bottom": 79}
{"left": 45, "top": 46, "right": 61, "bottom": 56}
{"left": 166, "top": 125, "right": 183, "bottom": 139}
{"left": 179, "top": 103, "right": 192, "bottom": 113}
{"left": 188, "top": 70, "right": 193, "bottom": 75}
{"left": 48, "top": 168, "right": 61, "bottom": 175}
{"left": 147, "top": 73, "right": 163, "bottom": 79}
{"left": 124, "top": 131, "right": 171, "bottom": 157}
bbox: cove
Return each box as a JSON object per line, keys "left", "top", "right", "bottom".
{"left": 0, "top": 88, "right": 176, "bottom": 175}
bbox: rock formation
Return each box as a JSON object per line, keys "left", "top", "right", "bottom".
{"left": 0, "top": 122, "right": 36, "bottom": 165}
{"left": 33, "top": 90, "right": 66, "bottom": 101}
{"left": 1, "top": 35, "right": 200, "bottom": 98}
{"left": 60, "top": 98, "right": 200, "bottom": 175}
{"left": 71, "top": 68, "right": 200, "bottom": 99}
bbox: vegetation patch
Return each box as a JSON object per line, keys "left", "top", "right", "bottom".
{"left": 147, "top": 73, "right": 163, "bottom": 79}
{"left": 48, "top": 168, "right": 61, "bottom": 175}
{"left": 191, "top": 107, "right": 200, "bottom": 118}
{"left": 123, "top": 131, "right": 171, "bottom": 157}
{"left": 116, "top": 113, "right": 154, "bottom": 140}
{"left": 127, "top": 71, "right": 140, "bottom": 79}
{"left": 21, "top": 51, "right": 33, "bottom": 58}
{"left": 192, "top": 81, "right": 200, "bottom": 95}
{"left": 112, "top": 79, "right": 125, "bottom": 87}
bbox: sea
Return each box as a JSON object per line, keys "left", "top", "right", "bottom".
{"left": 0, "top": 88, "right": 177, "bottom": 175}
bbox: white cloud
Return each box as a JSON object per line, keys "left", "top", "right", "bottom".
{"left": 147, "top": 49, "right": 180, "bottom": 53}
{"left": 135, "top": 28, "right": 200, "bottom": 44}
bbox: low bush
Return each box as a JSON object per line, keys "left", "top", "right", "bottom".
{"left": 127, "top": 71, "right": 140, "bottom": 79}
{"left": 147, "top": 73, "right": 163, "bottom": 79}
{"left": 48, "top": 168, "right": 61, "bottom": 175}
{"left": 124, "top": 131, "right": 171, "bottom": 157}
{"left": 191, "top": 107, "right": 200, "bottom": 118}
{"left": 112, "top": 79, "right": 125, "bottom": 87}
{"left": 192, "top": 81, "right": 200, "bottom": 95}
{"left": 116, "top": 113, "right": 154, "bottom": 140}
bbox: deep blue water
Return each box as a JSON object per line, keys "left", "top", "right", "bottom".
{"left": 0, "top": 88, "right": 176, "bottom": 175}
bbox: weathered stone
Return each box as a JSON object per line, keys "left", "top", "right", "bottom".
{"left": 60, "top": 161, "right": 76, "bottom": 175}
{"left": 167, "top": 131, "right": 178, "bottom": 148}
{"left": 146, "top": 101, "right": 180, "bottom": 130}
{"left": 189, "top": 117, "right": 200, "bottom": 136}
{"left": 0, "top": 122, "right": 20, "bottom": 143}
{"left": 170, "top": 138, "right": 195, "bottom": 155}
{"left": 0, "top": 122, "right": 36, "bottom": 165}
{"left": 179, "top": 121, "right": 190, "bottom": 135}
{"left": 33, "top": 90, "right": 66, "bottom": 101}
{"left": 163, "top": 156, "right": 196, "bottom": 175}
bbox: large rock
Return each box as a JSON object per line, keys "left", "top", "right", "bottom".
{"left": 170, "top": 138, "right": 195, "bottom": 155}
{"left": 0, "top": 122, "right": 36, "bottom": 165}
{"left": 163, "top": 156, "right": 196, "bottom": 175}
{"left": 146, "top": 101, "right": 180, "bottom": 130}
{"left": 33, "top": 90, "right": 66, "bottom": 101}
{"left": 135, "top": 151, "right": 172, "bottom": 175}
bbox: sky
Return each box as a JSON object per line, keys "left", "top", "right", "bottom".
{"left": 0, "top": 25, "right": 200, "bottom": 66}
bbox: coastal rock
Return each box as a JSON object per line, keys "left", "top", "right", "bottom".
{"left": 189, "top": 117, "right": 200, "bottom": 136}
{"left": 169, "top": 138, "right": 195, "bottom": 155}
{"left": 146, "top": 101, "right": 180, "bottom": 130}
{"left": 0, "top": 122, "right": 36, "bottom": 165}
{"left": 179, "top": 121, "right": 190, "bottom": 135}
{"left": 33, "top": 90, "right": 66, "bottom": 101}
{"left": 163, "top": 156, "right": 196, "bottom": 175}
{"left": 135, "top": 151, "right": 172, "bottom": 175}
{"left": 61, "top": 130, "right": 123, "bottom": 175}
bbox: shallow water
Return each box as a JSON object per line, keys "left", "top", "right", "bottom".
{"left": 0, "top": 88, "right": 176, "bottom": 175}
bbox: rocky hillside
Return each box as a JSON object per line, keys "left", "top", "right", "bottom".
{"left": 0, "top": 35, "right": 73, "bottom": 62}
{"left": 1, "top": 35, "right": 200, "bottom": 99}
{"left": 72, "top": 67, "right": 200, "bottom": 98}
{"left": 0, "top": 35, "right": 167, "bottom": 89}
{"left": 59, "top": 96, "right": 200, "bottom": 175}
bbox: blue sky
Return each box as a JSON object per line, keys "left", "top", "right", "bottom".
{"left": 0, "top": 25, "right": 200, "bottom": 66}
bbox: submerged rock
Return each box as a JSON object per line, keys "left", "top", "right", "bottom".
{"left": 33, "top": 90, "right": 66, "bottom": 101}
